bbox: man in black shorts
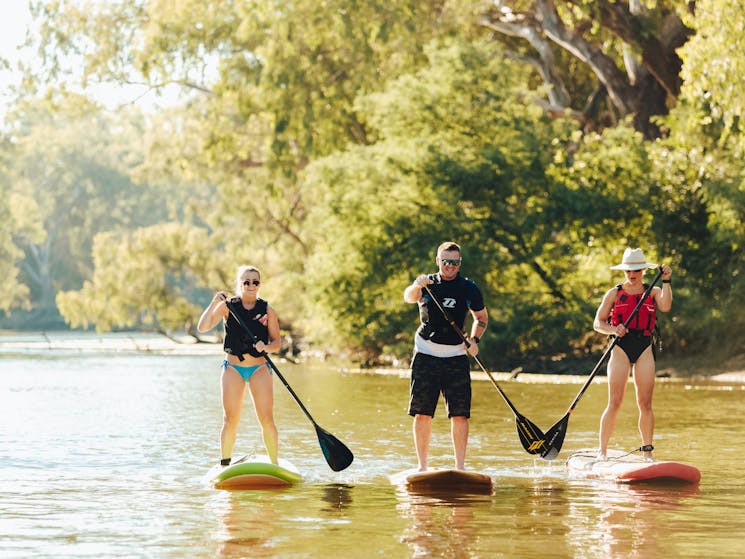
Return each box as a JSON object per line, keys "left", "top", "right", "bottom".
{"left": 403, "top": 242, "right": 488, "bottom": 471}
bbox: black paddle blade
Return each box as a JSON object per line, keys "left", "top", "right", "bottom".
{"left": 540, "top": 414, "right": 570, "bottom": 460}
{"left": 515, "top": 413, "right": 547, "bottom": 455}
{"left": 316, "top": 425, "right": 354, "bottom": 472}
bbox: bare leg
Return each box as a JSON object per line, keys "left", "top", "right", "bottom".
{"left": 598, "top": 347, "right": 631, "bottom": 457}
{"left": 632, "top": 346, "right": 656, "bottom": 460}
{"left": 451, "top": 416, "right": 469, "bottom": 470}
{"left": 221, "top": 366, "right": 247, "bottom": 461}
{"left": 413, "top": 414, "right": 432, "bottom": 471}
{"left": 247, "top": 365, "right": 278, "bottom": 464}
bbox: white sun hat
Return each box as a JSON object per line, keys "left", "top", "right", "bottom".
{"left": 610, "top": 248, "right": 657, "bottom": 271}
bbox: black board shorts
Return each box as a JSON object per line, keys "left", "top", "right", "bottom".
{"left": 408, "top": 352, "right": 471, "bottom": 418}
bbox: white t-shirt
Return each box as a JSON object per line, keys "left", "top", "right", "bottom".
{"left": 414, "top": 335, "right": 467, "bottom": 358}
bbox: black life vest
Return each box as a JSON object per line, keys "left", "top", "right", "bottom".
{"left": 417, "top": 274, "right": 483, "bottom": 345}
{"left": 610, "top": 284, "right": 656, "bottom": 335}
{"left": 223, "top": 297, "right": 269, "bottom": 359}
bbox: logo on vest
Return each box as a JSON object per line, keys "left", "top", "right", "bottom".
{"left": 442, "top": 297, "right": 457, "bottom": 308}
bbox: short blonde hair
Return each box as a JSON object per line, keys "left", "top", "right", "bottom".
{"left": 235, "top": 265, "right": 261, "bottom": 293}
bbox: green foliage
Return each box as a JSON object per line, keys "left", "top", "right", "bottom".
{"left": 300, "top": 40, "right": 589, "bottom": 364}
{"left": 8, "top": 0, "right": 744, "bottom": 368}
{"left": 4, "top": 96, "right": 175, "bottom": 310}
{"left": 679, "top": 0, "right": 745, "bottom": 140}
{"left": 56, "top": 223, "right": 221, "bottom": 334}
{"left": 661, "top": 0, "right": 745, "bottom": 356}
{"left": 0, "top": 140, "right": 32, "bottom": 312}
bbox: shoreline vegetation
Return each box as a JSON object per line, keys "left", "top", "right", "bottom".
{"left": 2, "top": 330, "right": 744, "bottom": 384}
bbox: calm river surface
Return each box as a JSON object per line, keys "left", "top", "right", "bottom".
{"left": 1, "top": 336, "right": 743, "bottom": 558}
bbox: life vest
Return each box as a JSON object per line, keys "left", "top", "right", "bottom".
{"left": 610, "top": 284, "right": 656, "bottom": 335}
{"left": 417, "top": 274, "right": 483, "bottom": 345}
{"left": 223, "top": 297, "right": 269, "bottom": 359}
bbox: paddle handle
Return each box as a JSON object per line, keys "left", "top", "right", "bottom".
{"left": 567, "top": 267, "right": 664, "bottom": 411}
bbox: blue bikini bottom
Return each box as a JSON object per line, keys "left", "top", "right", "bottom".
{"left": 223, "top": 360, "right": 267, "bottom": 382}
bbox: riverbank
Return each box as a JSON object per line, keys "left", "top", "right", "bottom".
{"left": 0, "top": 331, "right": 221, "bottom": 355}
{"left": 2, "top": 331, "right": 744, "bottom": 383}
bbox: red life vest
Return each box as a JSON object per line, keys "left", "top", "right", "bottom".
{"left": 610, "top": 284, "right": 656, "bottom": 335}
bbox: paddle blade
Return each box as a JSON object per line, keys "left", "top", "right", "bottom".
{"left": 316, "top": 425, "right": 354, "bottom": 471}
{"left": 515, "top": 413, "right": 547, "bottom": 455}
{"left": 540, "top": 414, "right": 570, "bottom": 460}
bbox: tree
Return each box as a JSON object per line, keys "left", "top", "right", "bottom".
{"left": 299, "top": 40, "right": 593, "bottom": 364}
{"left": 27, "top": 0, "right": 465, "bottom": 330}
{"left": 0, "top": 136, "right": 37, "bottom": 313}
{"left": 4, "top": 97, "right": 150, "bottom": 313}
{"left": 473, "top": 0, "right": 694, "bottom": 137}
{"left": 661, "top": 0, "right": 745, "bottom": 356}
{"left": 56, "top": 223, "right": 223, "bottom": 336}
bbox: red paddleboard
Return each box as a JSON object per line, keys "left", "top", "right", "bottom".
{"left": 566, "top": 449, "right": 701, "bottom": 484}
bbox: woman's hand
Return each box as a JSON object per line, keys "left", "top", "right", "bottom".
{"left": 213, "top": 291, "right": 228, "bottom": 304}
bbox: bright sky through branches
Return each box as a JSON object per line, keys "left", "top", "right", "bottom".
{"left": 0, "top": 0, "right": 184, "bottom": 118}
{"left": 0, "top": 0, "right": 31, "bottom": 114}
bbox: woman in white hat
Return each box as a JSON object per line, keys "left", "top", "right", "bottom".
{"left": 592, "top": 248, "right": 673, "bottom": 460}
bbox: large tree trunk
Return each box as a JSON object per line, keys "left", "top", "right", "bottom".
{"left": 480, "top": 0, "right": 695, "bottom": 138}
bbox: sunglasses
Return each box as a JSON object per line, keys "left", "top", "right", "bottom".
{"left": 440, "top": 258, "right": 462, "bottom": 266}
{"left": 242, "top": 279, "right": 261, "bottom": 287}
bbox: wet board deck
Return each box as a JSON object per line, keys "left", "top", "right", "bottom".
{"left": 390, "top": 468, "right": 493, "bottom": 494}
{"left": 205, "top": 456, "right": 302, "bottom": 490}
{"left": 566, "top": 449, "right": 701, "bottom": 484}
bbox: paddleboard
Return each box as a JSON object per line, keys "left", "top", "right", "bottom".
{"left": 390, "top": 468, "right": 493, "bottom": 494}
{"left": 566, "top": 449, "right": 701, "bottom": 484}
{"left": 206, "top": 455, "right": 303, "bottom": 490}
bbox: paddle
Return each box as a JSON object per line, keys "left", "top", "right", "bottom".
{"left": 225, "top": 300, "right": 354, "bottom": 471}
{"left": 421, "top": 284, "right": 546, "bottom": 455}
{"left": 540, "top": 267, "right": 664, "bottom": 460}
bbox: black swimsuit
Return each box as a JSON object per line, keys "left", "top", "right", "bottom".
{"left": 615, "top": 330, "right": 652, "bottom": 363}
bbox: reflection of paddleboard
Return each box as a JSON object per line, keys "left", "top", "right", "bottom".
{"left": 390, "top": 468, "right": 493, "bottom": 494}
{"left": 566, "top": 449, "right": 701, "bottom": 484}
{"left": 207, "top": 455, "right": 302, "bottom": 490}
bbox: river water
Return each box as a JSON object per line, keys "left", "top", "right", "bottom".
{"left": 1, "top": 338, "right": 743, "bottom": 558}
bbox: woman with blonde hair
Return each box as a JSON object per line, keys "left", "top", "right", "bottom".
{"left": 197, "top": 265, "right": 282, "bottom": 466}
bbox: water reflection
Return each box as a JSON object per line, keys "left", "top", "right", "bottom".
{"left": 515, "top": 478, "right": 571, "bottom": 537}
{"left": 1, "top": 351, "right": 742, "bottom": 559}
{"left": 565, "top": 481, "right": 701, "bottom": 559}
{"left": 319, "top": 483, "right": 354, "bottom": 513}
{"left": 395, "top": 489, "right": 487, "bottom": 559}
{"left": 213, "top": 491, "right": 280, "bottom": 558}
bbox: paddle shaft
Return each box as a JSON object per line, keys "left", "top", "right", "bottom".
{"left": 224, "top": 302, "right": 318, "bottom": 427}
{"left": 564, "top": 268, "right": 664, "bottom": 413}
{"left": 421, "top": 284, "right": 524, "bottom": 417}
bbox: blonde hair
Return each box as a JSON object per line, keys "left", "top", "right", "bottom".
{"left": 235, "top": 265, "right": 261, "bottom": 294}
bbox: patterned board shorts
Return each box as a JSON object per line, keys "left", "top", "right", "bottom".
{"left": 408, "top": 351, "right": 471, "bottom": 418}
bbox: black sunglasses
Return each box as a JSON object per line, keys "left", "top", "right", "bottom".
{"left": 242, "top": 279, "right": 261, "bottom": 287}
